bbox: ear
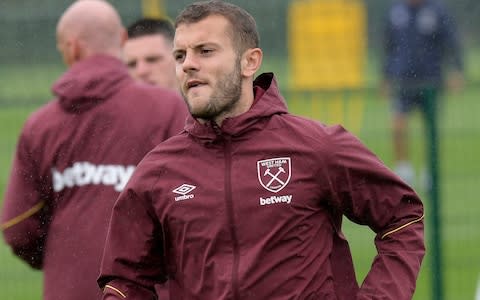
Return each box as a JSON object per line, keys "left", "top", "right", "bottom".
{"left": 119, "top": 28, "right": 128, "bottom": 47}
{"left": 59, "top": 38, "right": 76, "bottom": 66}
{"left": 61, "top": 37, "right": 82, "bottom": 66}
{"left": 241, "top": 48, "right": 263, "bottom": 78}
{"left": 70, "top": 38, "right": 83, "bottom": 64}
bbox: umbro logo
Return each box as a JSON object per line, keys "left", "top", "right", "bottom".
{"left": 173, "top": 184, "right": 196, "bottom": 201}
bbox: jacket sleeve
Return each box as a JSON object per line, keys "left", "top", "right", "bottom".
{"left": 324, "top": 126, "right": 425, "bottom": 300}
{"left": 1, "top": 129, "right": 50, "bottom": 269}
{"left": 98, "top": 183, "right": 166, "bottom": 300}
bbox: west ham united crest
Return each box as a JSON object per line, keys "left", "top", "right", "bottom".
{"left": 257, "top": 157, "right": 291, "bottom": 193}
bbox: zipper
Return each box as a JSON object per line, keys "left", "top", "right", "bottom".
{"left": 223, "top": 135, "right": 240, "bottom": 300}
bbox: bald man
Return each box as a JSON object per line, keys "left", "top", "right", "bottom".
{"left": 1, "top": 1, "right": 187, "bottom": 299}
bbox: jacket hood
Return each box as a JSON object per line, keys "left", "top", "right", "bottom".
{"left": 185, "top": 73, "right": 288, "bottom": 142}
{"left": 52, "top": 55, "right": 131, "bottom": 113}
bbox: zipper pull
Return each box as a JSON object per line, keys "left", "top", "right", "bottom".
{"left": 211, "top": 121, "right": 223, "bottom": 137}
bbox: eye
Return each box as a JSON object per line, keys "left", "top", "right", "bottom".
{"left": 146, "top": 56, "right": 161, "bottom": 63}
{"left": 126, "top": 60, "right": 137, "bottom": 69}
{"left": 174, "top": 52, "right": 185, "bottom": 63}
{"left": 201, "top": 48, "right": 213, "bottom": 55}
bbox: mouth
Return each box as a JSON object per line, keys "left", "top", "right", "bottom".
{"left": 145, "top": 79, "right": 156, "bottom": 85}
{"left": 186, "top": 79, "right": 207, "bottom": 90}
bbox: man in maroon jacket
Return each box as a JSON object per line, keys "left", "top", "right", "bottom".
{"left": 98, "top": 1, "right": 425, "bottom": 299}
{"left": 0, "top": 1, "right": 187, "bottom": 300}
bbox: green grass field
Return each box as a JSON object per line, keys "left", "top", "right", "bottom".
{"left": 0, "top": 63, "right": 479, "bottom": 299}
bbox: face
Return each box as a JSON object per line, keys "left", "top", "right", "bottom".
{"left": 123, "top": 34, "right": 177, "bottom": 88}
{"left": 173, "top": 15, "right": 243, "bottom": 121}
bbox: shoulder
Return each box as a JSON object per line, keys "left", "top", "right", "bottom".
{"left": 108, "top": 83, "right": 187, "bottom": 127}
{"left": 146, "top": 132, "right": 191, "bottom": 159}
{"left": 270, "top": 114, "right": 370, "bottom": 173}
{"left": 123, "top": 82, "right": 183, "bottom": 103}
{"left": 127, "top": 132, "right": 190, "bottom": 184}
{"left": 273, "top": 113, "right": 351, "bottom": 150}
{"left": 21, "top": 100, "right": 62, "bottom": 135}
{"left": 275, "top": 113, "right": 331, "bottom": 137}
{"left": 118, "top": 83, "right": 186, "bottom": 114}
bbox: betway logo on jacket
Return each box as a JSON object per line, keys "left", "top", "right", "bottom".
{"left": 52, "top": 162, "right": 135, "bottom": 192}
{"left": 260, "top": 195, "right": 292, "bottom": 206}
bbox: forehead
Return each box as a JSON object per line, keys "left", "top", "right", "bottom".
{"left": 124, "top": 35, "right": 172, "bottom": 54}
{"left": 174, "top": 15, "right": 233, "bottom": 48}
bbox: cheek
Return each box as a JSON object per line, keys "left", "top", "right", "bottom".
{"left": 176, "top": 65, "right": 186, "bottom": 81}
{"left": 158, "top": 59, "right": 173, "bottom": 70}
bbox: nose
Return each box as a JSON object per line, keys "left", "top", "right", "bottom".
{"left": 136, "top": 60, "right": 151, "bottom": 77}
{"left": 181, "top": 52, "right": 199, "bottom": 73}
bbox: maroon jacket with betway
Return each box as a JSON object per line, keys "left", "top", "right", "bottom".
{"left": 99, "top": 73, "right": 425, "bottom": 300}
{"left": 1, "top": 55, "right": 187, "bottom": 300}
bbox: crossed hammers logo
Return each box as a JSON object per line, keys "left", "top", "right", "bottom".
{"left": 264, "top": 167, "right": 286, "bottom": 187}
{"left": 257, "top": 157, "right": 291, "bottom": 193}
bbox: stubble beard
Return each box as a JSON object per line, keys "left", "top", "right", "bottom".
{"left": 184, "top": 59, "right": 242, "bottom": 121}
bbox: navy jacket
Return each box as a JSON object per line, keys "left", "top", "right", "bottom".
{"left": 383, "top": 0, "right": 463, "bottom": 86}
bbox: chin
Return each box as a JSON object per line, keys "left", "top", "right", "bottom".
{"left": 186, "top": 92, "right": 208, "bottom": 105}
{"left": 188, "top": 104, "right": 206, "bottom": 116}
{"left": 188, "top": 102, "right": 213, "bottom": 119}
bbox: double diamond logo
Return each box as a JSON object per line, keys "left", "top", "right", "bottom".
{"left": 173, "top": 184, "right": 196, "bottom": 195}
{"left": 173, "top": 184, "right": 196, "bottom": 201}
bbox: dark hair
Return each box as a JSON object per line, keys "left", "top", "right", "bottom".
{"left": 127, "top": 18, "right": 174, "bottom": 42}
{"left": 175, "top": 0, "right": 259, "bottom": 53}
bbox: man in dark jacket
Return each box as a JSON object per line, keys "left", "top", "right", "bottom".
{"left": 382, "top": 0, "right": 464, "bottom": 185}
{"left": 0, "top": 1, "right": 187, "bottom": 300}
{"left": 98, "top": 1, "right": 425, "bottom": 299}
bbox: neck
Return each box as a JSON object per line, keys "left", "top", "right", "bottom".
{"left": 83, "top": 47, "right": 122, "bottom": 61}
{"left": 201, "top": 82, "right": 255, "bottom": 127}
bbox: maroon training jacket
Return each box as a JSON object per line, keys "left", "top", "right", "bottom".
{"left": 1, "top": 55, "right": 188, "bottom": 300}
{"left": 98, "top": 73, "right": 425, "bottom": 300}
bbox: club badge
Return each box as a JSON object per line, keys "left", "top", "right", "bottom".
{"left": 257, "top": 157, "right": 291, "bottom": 193}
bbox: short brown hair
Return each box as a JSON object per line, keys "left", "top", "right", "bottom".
{"left": 175, "top": 0, "right": 259, "bottom": 54}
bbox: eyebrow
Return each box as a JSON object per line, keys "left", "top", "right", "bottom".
{"left": 173, "top": 42, "right": 220, "bottom": 52}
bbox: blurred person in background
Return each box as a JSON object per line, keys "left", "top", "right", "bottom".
{"left": 382, "top": 0, "right": 464, "bottom": 186}
{"left": 124, "top": 18, "right": 178, "bottom": 299}
{"left": 98, "top": 1, "right": 425, "bottom": 299}
{"left": 0, "top": 1, "right": 187, "bottom": 300}
{"left": 124, "top": 17, "right": 177, "bottom": 89}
